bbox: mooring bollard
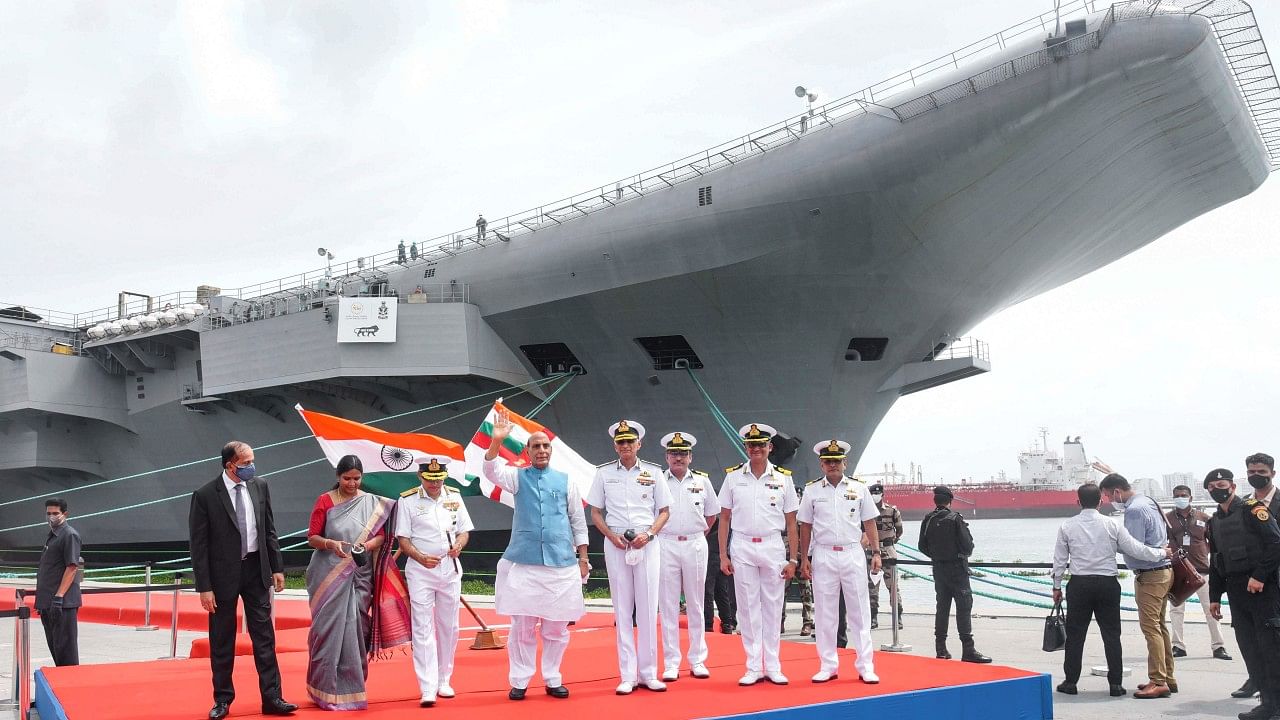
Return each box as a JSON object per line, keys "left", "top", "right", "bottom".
{"left": 880, "top": 562, "right": 912, "bottom": 652}
{"left": 137, "top": 561, "right": 159, "bottom": 631}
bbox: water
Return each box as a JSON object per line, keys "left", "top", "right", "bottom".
{"left": 886, "top": 516, "right": 1078, "bottom": 615}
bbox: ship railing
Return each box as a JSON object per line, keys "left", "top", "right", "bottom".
{"left": 36, "top": 0, "right": 1279, "bottom": 330}
{"left": 198, "top": 281, "right": 470, "bottom": 332}
{"left": 927, "top": 336, "right": 990, "bottom": 363}
{"left": 0, "top": 327, "right": 84, "bottom": 356}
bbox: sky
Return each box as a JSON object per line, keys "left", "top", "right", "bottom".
{"left": 1, "top": 1, "right": 1277, "bottom": 486}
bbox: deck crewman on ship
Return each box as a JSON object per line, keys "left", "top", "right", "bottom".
{"left": 920, "top": 486, "right": 991, "bottom": 663}
{"left": 1205, "top": 468, "right": 1280, "bottom": 720}
{"left": 656, "top": 431, "right": 720, "bottom": 681}
{"left": 588, "top": 420, "right": 672, "bottom": 695}
{"left": 717, "top": 422, "right": 799, "bottom": 686}
{"left": 797, "top": 440, "right": 881, "bottom": 684}
{"left": 482, "top": 412, "right": 589, "bottom": 701}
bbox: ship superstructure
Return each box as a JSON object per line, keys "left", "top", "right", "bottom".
{"left": 0, "top": 0, "right": 1276, "bottom": 548}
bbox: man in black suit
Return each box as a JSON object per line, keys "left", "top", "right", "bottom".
{"left": 189, "top": 441, "right": 296, "bottom": 719}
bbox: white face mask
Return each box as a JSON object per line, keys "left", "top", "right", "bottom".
{"left": 1173, "top": 497, "right": 1191, "bottom": 510}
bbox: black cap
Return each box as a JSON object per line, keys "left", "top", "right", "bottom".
{"left": 933, "top": 485, "right": 954, "bottom": 500}
{"left": 1203, "top": 468, "right": 1233, "bottom": 488}
{"left": 869, "top": 483, "right": 884, "bottom": 493}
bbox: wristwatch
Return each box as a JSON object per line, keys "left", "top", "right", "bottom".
{"left": 786, "top": 559, "right": 797, "bottom": 565}
{"left": 871, "top": 550, "right": 882, "bottom": 556}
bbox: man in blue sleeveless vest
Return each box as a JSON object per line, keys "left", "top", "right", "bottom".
{"left": 482, "top": 411, "right": 590, "bottom": 701}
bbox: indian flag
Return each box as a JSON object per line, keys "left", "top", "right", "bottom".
{"left": 463, "top": 400, "right": 595, "bottom": 507}
{"left": 296, "top": 404, "right": 469, "bottom": 499}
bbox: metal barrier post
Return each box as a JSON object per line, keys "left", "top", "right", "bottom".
{"left": 18, "top": 606, "right": 31, "bottom": 718}
{"left": 11, "top": 590, "right": 22, "bottom": 703}
{"left": 136, "top": 561, "right": 159, "bottom": 631}
{"left": 880, "top": 562, "right": 912, "bottom": 652}
{"left": 162, "top": 572, "right": 181, "bottom": 660}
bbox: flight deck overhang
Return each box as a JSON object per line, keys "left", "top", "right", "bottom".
{"left": 878, "top": 340, "right": 992, "bottom": 396}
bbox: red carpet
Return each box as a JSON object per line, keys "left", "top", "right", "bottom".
{"left": 39, "top": 610, "right": 1038, "bottom": 720}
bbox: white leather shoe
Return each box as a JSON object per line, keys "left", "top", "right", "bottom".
{"left": 860, "top": 670, "right": 880, "bottom": 685}
{"left": 437, "top": 684, "right": 456, "bottom": 698}
{"left": 691, "top": 664, "right": 710, "bottom": 679}
{"left": 641, "top": 678, "right": 667, "bottom": 692}
{"left": 765, "top": 671, "right": 789, "bottom": 685}
{"left": 738, "top": 672, "right": 762, "bottom": 686}
{"left": 811, "top": 669, "right": 838, "bottom": 683}
{"left": 661, "top": 668, "right": 679, "bottom": 682}
{"left": 419, "top": 694, "right": 436, "bottom": 707}
{"left": 615, "top": 681, "right": 636, "bottom": 695}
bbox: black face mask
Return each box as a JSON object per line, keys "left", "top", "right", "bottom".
{"left": 1209, "top": 487, "right": 1233, "bottom": 504}
{"left": 1248, "top": 474, "right": 1271, "bottom": 490}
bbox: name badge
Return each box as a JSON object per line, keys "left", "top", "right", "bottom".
{"left": 1182, "top": 535, "right": 1191, "bottom": 546}
{"left": 1195, "top": 519, "right": 1205, "bottom": 527}
{"left": 814, "top": 497, "right": 829, "bottom": 503}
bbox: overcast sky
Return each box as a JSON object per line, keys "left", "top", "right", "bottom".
{"left": 2, "top": 1, "right": 1276, "bottom": 486}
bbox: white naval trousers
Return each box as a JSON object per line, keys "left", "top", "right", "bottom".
{"left": 659, "top": 533, "right": 710, "bottom": 672}
{"left": 603, "top": 537, "right": 663, "bottom": 681}
{"left": 730, "top": 534, "right": 786, "bottom": 674}
{"left": 507, "top": 616, "right": 571, "bottom": 689}
{"left": 405, "top": 559, "right": 462, "bottom": 699}
{"left": 811, "top": 544, "right": 874, "bottom": 676}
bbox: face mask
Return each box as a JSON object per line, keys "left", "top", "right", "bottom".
{"left": 1109, "top": 497, "right": 1126, "bottom": 510}
{"left": 1173, "top": 497, "right": 1191, "bottom": 510}
{"left": 233, "top": 463, "right": 256, "bottom": 482}
{"left": 1249, "top": 474, "right": 1271, "bottom": 490}
{"left": 871, "top": 492, "right": 884, "bottom": 503}
{"left": 47, "top": 514, "right": 64, "bottom": 529}
{"left": 1209, "top": 487, "right": 1232, "bottom": 504}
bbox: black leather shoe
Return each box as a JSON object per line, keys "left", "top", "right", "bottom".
{"left": 1238, "top": 704, "right": 1275, "bottom": 720}
{"left": 871, "top": 617, "right": 879, "bottom": 629}
{"left": 508, "top": 687, "right": 526, "bottom": 701}
{"left": 262, "top": 698, "right": 297, "bottom": 716}
{"left": 936, "top": 648, "right": 952, "bottom": 660}
{"left": 961, "top": 650, "right": 992, "bottom": 664}
{"left": 1233, "top": 679, "right": 1259, "bottom": 698}
{"left": 545, "top": 685, "right": 570, "bottom": 699}
{"left": 1056, "top": 682, "right": 1077, "bottom": 695}
{"left": 1171, "top": 646, "right": 1187, "bottom": 658}
{"left": 1215, "top": 647, "right": 1233, "bottom": 661}
{"left": 209, "top": 703, "right": 230, "bottom": 720}
{"left": 1109, "top": 684, "right": 1126, "bottom": 697}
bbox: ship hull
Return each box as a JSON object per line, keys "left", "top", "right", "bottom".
{"left": 884, "top": 487, "right": 1112, "bottom": 521}
{"left": 0, "top": 12, "right": 1271, "bottom": 551}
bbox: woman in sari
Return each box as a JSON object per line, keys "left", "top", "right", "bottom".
{"left": 305, "top": 455, "right": 412, "bottom": 710}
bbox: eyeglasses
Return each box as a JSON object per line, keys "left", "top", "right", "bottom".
{"left": 666, "top": 451, "right": 690, "bottom": 456}
{"left": 614, "top": 439, "right": 636, "bottom": 446}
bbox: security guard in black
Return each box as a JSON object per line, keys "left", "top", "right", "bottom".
{"left": 919, "top": 486, "right": 990, "bottom": 663}
{"left": 1206, "top": 470, "right": 1280, "bottom": 720}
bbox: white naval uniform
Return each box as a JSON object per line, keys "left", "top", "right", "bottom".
{"left": 717, "top": 462, "right": 799, "bottom": 674}
{"left": 587, "top": 459, "right": 673, "bottom": 683}
{"left": 797, "top": 476, "right": 879, "bottom": 677}
{"left": 658, "top": 468, "right": 720, "bottom": 674}
{"left": 482, "top": 459, "right": 589, "bottom": 690}
{"left": 395, "top": 486, "right": 475, "bottom": 700}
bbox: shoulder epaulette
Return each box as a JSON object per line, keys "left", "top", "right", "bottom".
{"left": 444, "top": 485, "right": 460, "bottom": 494}
{"left": 1250, "top": 501, "right": 1271, "bottom": 522}
{"left": 806, "top": 477, "right": 822, "bottom": 486}
{"left": 774, "top": 466, "right": 792, "bottom": 475}
{"left": 399, "top": 486, "right": 420, "bottom": 498}
{"left": 692, "top": 469, "right": 709, "bottom": 477}
{"left": 726, "top": 462, "right": 744, "bottom": 473}
{"left": 596, "top": 460, "right": 614, "bottom": 468}
{"left": 1246, "top": 498, "right": 1261, "bottom": 506}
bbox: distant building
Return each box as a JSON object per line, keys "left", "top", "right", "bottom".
{"left": 1162, "top": 472, "right": 1197, "bottom": 499}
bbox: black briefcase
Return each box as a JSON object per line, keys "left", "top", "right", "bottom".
{"left": 1042, "top": 600, "right": 1066, "bottom": 652}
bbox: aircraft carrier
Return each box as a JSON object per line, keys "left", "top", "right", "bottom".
{"left": 0, "top": 0, "right": 1276, "bottom": 551}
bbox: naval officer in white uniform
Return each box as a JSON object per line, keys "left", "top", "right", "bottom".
{"left": 797, "top": 440, "right": 882, "bottom": 684}
{"left": 588, "top": 420, "right": 673, "bottom": 694}
{"left": 396, "top": 457, "right": 473, "bottom": 706}
{"left": 482, "top": 412, "right": 590, "bottom": 701}
{"left": 656, "top": 432, "right": 720, "bottom": 681}
{"left": 717, "top": 423, "right": 800, "bottom": 686}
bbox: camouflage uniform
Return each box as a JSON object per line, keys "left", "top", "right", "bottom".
{"left": 782, "top": 482, "right": 815, "bottom": 635}
{"left": 866, "top": 498, "right": 904, "bottom": 628}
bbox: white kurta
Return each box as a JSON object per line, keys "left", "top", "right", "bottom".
{"left": 483, "top": 459, "right": 588, "bottom": 621}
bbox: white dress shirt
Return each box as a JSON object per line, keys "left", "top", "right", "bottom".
{"left": 717, "top": 462, "right": 799, "bottom": 536}
{"left": 797, "top": 476, "right": 878, "bottom": 546}
{"left": 222, "top": 471, "right": 258, "bottom": 554}
{"left": 395, "top": 487, "right": 475, "bottom": 557}
{"left": 1051, "top": 508, "right": 1166, "bottom": 589}
{"left": 661, "top": 469, "right": 721, "bottom": 536}
{"left": 587, "top": 460, "right": 673, "bottom": 531}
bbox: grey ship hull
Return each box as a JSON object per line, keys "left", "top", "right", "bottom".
{"left": 0, "top": 12, "right": 1271, "bottom": 551}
